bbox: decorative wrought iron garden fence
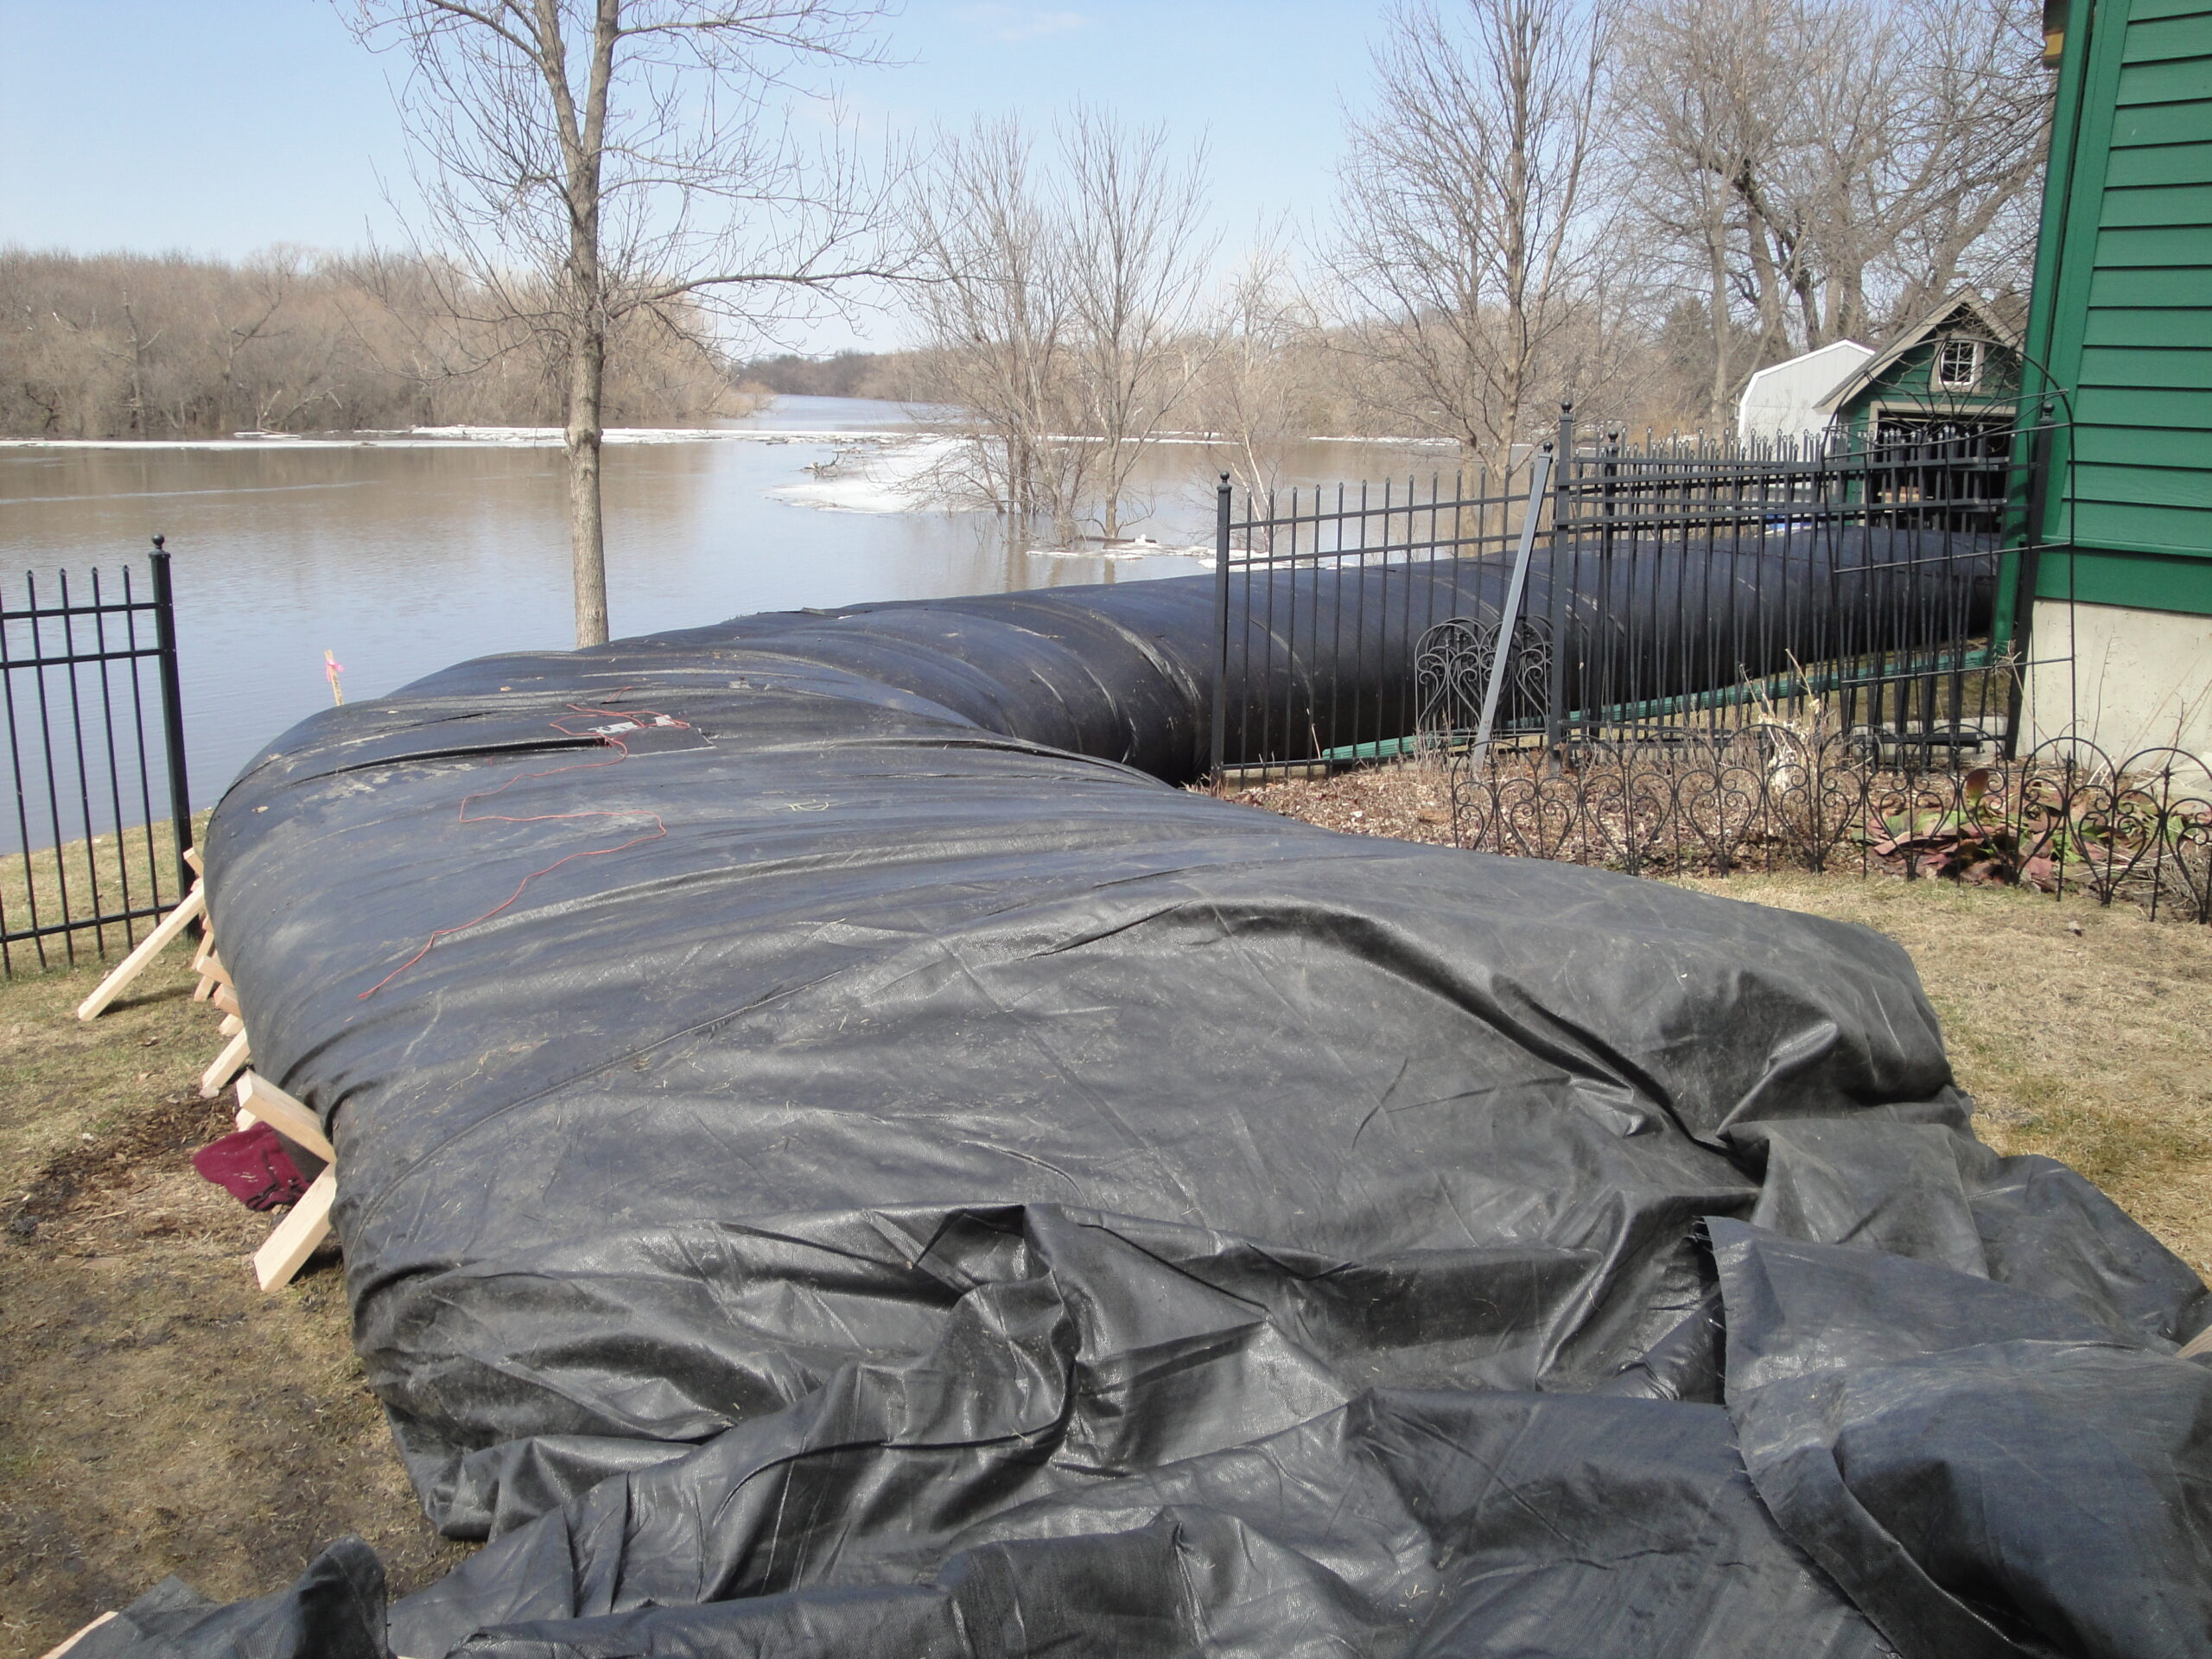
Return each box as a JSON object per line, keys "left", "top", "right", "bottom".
{"left": 1438, "top": 734, "right": 2212, "bottom": 922}
{"left": 1, "top": 544, "right": 194, "bottom": 973}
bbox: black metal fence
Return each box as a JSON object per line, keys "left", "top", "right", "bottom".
{"left": 2, "top": 545, "right": 194, "bottom": 973}
{"left": 1208, "top": 409, "right": 2212, "bottom": 923}
{"left": 1209, "top": 450, "right": 1545, "bottom": 775}
{"left": 1210, "top": 408, "right": 2026, "bottom": 777}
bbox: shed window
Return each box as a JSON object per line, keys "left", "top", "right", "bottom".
{"left": 1932, "top": 338, "right": 1983, "bottom": 391}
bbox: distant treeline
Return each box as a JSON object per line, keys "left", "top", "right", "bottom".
{"left": 736, "top": 349, "right": 916, "bottom": 401}
{"left": 0, "top": 248, "right": 747, "bottom": 439}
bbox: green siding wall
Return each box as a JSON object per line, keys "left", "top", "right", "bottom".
{"left": 2018, "top": 0, "right": 2212, "bottom": 619}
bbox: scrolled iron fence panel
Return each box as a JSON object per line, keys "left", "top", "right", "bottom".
{"left": 1431, "top": 729, "right": 2212, "bottom": 922}
{"left": 1210, "top": 411, "right": 2212, "bottom": 921}
{"left": 1, "top": 544, "right": 194, "bottom": 973}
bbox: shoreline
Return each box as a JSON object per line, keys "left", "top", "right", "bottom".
{"left": 0, "top": 425, "right": 933, "bottom": 452}
{"left": 0, "top": 425, "right": 1459, "bottom": 454}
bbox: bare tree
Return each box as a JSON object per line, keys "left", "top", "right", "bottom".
{"left": 1328, "top": 0, "right": 1610, "bottom": 460}
{"left": 902, "top": 109, "right": 1210, "bottom": 543}
{"left": 341, "top": 0, "right": 899, "bottom": 645}
{"left": 1606, "top": 0, "right": 1803, "bottom": 418}
{"left": 902, "top": 118, "right": 1080, "bottom": 531}
{"left": 1611, "top": 0, "right": 2049, "bottom": 420}
{"left": 0, "top": 246, "right": 752, "bottom": 439}
{"left": 1195, "top": 241, "right": 1331, "bottom": 505}
{"left": 1060, "top": 108, "right": 1211, "bottom": 539}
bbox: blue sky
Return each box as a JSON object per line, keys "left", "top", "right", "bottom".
{"left": 0, "top": 1, "right": 1382, "bottom": 351}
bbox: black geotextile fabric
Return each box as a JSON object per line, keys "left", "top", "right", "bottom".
{"left": 119, "top": 564, "right": 2209, "bottom": 1659}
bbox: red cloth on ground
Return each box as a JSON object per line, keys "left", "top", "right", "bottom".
{"left": 191, "top": 1122, "right": 308, "bottom": 1211}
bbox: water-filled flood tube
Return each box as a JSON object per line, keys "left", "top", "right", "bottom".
{"left": 99, "top": 557, "right": 2210, "bottom": 1659}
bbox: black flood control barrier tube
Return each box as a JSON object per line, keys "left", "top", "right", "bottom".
{"left": 625, "top": 523, "right": 1994, "bottom": 781}
{"left": 100, "top": 557, "right": 2209, "bottom": 1659}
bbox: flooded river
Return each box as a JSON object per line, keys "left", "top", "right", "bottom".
{"left": 0, "top": 397, "right": 1436, "bottom": 807}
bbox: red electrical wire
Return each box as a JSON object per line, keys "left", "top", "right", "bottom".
{"left": 358, "top": 697, "right": 690, "bottom": 1000}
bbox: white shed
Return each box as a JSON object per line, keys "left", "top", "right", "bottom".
{"left": 1735, "top": 340, "right": 1876, "bottom": 445}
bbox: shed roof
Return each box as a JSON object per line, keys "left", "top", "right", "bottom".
{"left": 1814, "top": 289, "right": 2024, "bottom": 416}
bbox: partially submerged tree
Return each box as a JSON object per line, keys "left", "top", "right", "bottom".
{"left": 1194, "top": 241, "right": 1332, "bottom": 505}
{"left": 341, "top": 0, "right": 897, "bottom": 645}
{"left": 1059, "top": 108, "right": 1211, "bottom": 539}
{"left": 902, "top": 109, "right": 1211, "bottom": 543}
{"left": 903, "top": 118, "right": 1079, "bottom": 530}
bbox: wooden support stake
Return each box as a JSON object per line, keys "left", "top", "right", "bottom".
{"left": 211, "top": 982, "right": 241, "bottom": 1017}
{"left": 234, "top": 1071, "right": 336, "bottom": 1163}
{"left": 75, "top": 885, "right": 205, "bottom": 1020}
{"left": 197, "top": 950, "right": 233, "bottom": 990}
{"left": 2179, "top": 1327, "right": 2212, "bottom": 1360}
{"left": 37, "top": 1611, "right": 118, "bottom": 1659}
{"left": 190, "top": 930, "right": 219, "bottom": 1001}
{"left": 200, "top": 1028, "right": 251, "bottom": 1097}
{"left": 218, "top": 1013, "right": 243, "bottom": 1038}
{"left": 182, "top": 847, "right": 203, "bottom": 875}
{"left": 253, "top": 1166, "right": 335, "bottom": 1292}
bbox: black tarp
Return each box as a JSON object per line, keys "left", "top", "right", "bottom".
{"left": 99, "top": 563, "right": 2209, "bottom": 1658}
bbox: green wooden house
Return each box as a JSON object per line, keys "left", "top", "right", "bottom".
{"left": 1815, "top": 289, "right": 2026, "bottom": 448}
{"left": 2004, "top": 0, "right": 2212, "bottom": 758}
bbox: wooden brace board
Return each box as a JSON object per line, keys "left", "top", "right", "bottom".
{"left": 253, "top": 1166, "right": 336, "bottom": 1292}
{"left": 233, "top": 1071, "right": 336, "bottom": 1163}
{"left": 235, "top": 1072, "right": 340, "bottom": 1292}
{"left": 37, "top": 1611, "right": 118, "bottom": 1659}
{"left": 191, "top": 930, "right": 220, "bottom": 1001}
{"left": 200, "top": 1028, "right": 251, "bottom": 1097}
{"left": 74, "top": 884, "right": 205, "bottom": 1021}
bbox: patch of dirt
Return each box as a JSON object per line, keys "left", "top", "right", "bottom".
{"left": 1224, "top": 765, "right": 1461, "bottom": 847}
{"left": 0, "top": 953, "right": 467, "bottom": 1659}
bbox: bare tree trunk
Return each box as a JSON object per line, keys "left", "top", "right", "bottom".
{"left": 1706, "top": 197, "right": 1732, "bottom": 422}
{"left": 568, "top": 321, "right": 609, "bottom": 646}
{"left": 1327, "top": 0, "right": 1607, "bottom": 462}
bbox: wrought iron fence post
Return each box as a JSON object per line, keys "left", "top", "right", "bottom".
{"left": 149, "top": 538, "right": 194, "bottom": 899}
{"left": 1211, "top": 473, "right": 1231, "bottom": 785}
{"left": 1544, "top": 402, "right": 1573, "bottom": 768}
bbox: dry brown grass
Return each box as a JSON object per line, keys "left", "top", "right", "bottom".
{"left": 1236, "top": 765, "right": 2212, "bottom": 1279}
{"left": 0, "top": 947, "right": 465, "bottom": 1659}
{"left": 1680, "top": 871, "right": 2212, "bottom": 1276}
{"left": 0, "top": 813, "right": 204, "bottom": 979}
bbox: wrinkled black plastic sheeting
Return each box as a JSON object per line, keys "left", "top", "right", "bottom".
{"left": 66, "top": 1539, "right": 387, "bottom": 1659}
{"left": 155, "top": 565, "right": 2204, "bottom": 1658}
{"left": 176, "top": 1223, "right": 2212, "bottom": 1659}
